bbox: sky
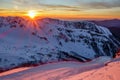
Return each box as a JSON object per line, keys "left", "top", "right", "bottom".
{"left": 0, "top": 0, "right": 120, "bottom": 20}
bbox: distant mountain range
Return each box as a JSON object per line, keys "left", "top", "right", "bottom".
{"left": 91, "top": 19, "right": 120, "bottom": 27}
{"left": 91, "top": 19, "right": 120, "bottom": 41}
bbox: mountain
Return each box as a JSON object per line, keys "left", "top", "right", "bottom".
{"left": 91, "top": 19, "right": 120, "bottom": 41}
{"left": 91, "top": 19, "right": 120, "bottom": 28}
{"left": 0, "top": 17, "right": 120, "bottom": 72}
{"left": 1, "top": 56, "right": 120, "bottom": 80}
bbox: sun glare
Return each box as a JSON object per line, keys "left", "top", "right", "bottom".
{"left": 28, "top": 10, "right": 37, "bottom": 19}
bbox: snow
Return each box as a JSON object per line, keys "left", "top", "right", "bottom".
{"left": 0, "top": 67, "right": 30, "bottom": 77}
{"left": 65, "top": 58, "right": 120, "bottom": 80}
{"left": 0, "top": 17, "right": 119, "bottom": 72}
{"left": 1, "top": 56, "right": 119, "bottom": 80}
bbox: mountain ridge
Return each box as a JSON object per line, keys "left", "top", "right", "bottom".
{"left": 0, "top": 17, "right": 119, "bottom": 72}
{"left": 91, "top": 19, "right": 120, "bottom": 41}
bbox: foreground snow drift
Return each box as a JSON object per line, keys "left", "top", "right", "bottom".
{"left": 1, "top": 56, "right": 120, "bottom": 80}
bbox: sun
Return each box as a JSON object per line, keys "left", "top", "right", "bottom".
{"left": 28, "top": 10, "right": 37, "bottom": 19}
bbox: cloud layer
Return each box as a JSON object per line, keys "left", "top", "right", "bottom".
{"left": 0, "top": 0, "right": 120, "bottom": 19}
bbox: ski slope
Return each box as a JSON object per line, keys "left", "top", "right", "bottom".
{"left": 1, "top": 56, "right": 120, "bottom": 80}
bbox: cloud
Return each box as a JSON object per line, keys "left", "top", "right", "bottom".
{"left": 41, "top": 4, "right": 83, "bottom": 12}
{"left": 0, "top": 8, "right": 26, "bottom": 16}
{"left": 12, "top": 0, "right": 81, "bottom": 12}
{"left": 38, "top": 3, "right": 78, "bottom": 9}
{"left": 1, "top": 0, "right": 119, "bottom": 13}
{"left": 13, "top": 0, "right": 30, "bottom": 5}
{"left": 90, "top": 2, "right": 119, "bottom": 9}
{"left": 45, "top": 1, "right": 120, "bottom": 12}
{"left": 39, "top": 4, "right": 75, "bottom": 8}
{"left": 79, "top": 0, "right": 120, "bottom": 9}
{"left": 0, "top": 8, "right": 9, "bottom": 11}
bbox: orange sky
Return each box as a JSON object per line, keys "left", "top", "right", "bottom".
{"left": 0, "top": 0, "right": 120, "bottom": 20}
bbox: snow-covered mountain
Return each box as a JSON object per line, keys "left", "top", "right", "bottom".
{"left": 91, "top": 19, "right": 120, "bottom": 41}
{"left": 0, "top": 17, "right": 119, "bottom": 72}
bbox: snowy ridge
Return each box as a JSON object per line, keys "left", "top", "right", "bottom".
{"left": 0, "top": 17, "right": 119, "bottom": 72}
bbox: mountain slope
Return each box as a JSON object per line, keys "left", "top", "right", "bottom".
{"left": 0, "top": 56, "right": 120, "bottom": 80}
{"left": 91, "top": 19, "right": 120, "bottom": 41}
{"left": 0, "top": 17, "right": 119, "bottom": 72}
